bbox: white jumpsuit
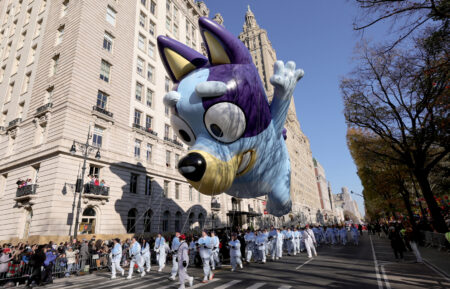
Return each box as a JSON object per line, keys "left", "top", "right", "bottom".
{"left": 128, "top": 242, "right": 144, "bottom": 278}
{"left": 210, "top": 236, "right": 220, "bottom": 270}
{"left": 198, "top": 236, "right": 212, "bottom": 281}
{"left": 244, "top": 232, "right": 255, "bottom": 262}
{"left": 170, "top": 237, "right": 181, "bottom": 279}
{"left": 228, "top": 239, "right": 243, "bottom": 270}
{"left": 255, "top": 234, "right": 266, "bottom": 263}
{"left": 140, "top": 242, "right": 151, "bottom": 272}
{"left": 154, "top": 237, "right": 167, "bottom": 271}
{"left": 303, "top": 229, "right": 317, "bottom": 258}
{"left": 276, "top": 232, "right": 283, "bottom": 259}
{"left": 177, "top": 241, "right": 193, "bottom": 289}
{"left": 110, "top": 243, "right": 124, "bottom": 278}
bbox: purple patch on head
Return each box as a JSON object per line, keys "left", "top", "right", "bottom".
{"left": 202, "top": 64, "right": 272, "bottom": 138}
{"left": 282, "top": 128, "right": 287, "bottom": 140}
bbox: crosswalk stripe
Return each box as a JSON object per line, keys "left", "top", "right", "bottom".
{"left": 215, "top": 280, "right": 242, "bottom": 289}
{"left": 128, "top": 277, "right": 171, "bottom": 289}
{"left": 190, "top": 278, "right": 220, "bottom": 288}
{"left": 108, "top": 275, "right": 167, "bottom": 289}
{"left": 278, "top": 286, "right": 292, "bottom": 289}
{"left": 44, "top": 275, "right": 108, "bottom": 289}
{"left": 246, "top": 283, "right": 266, "bottom": 289}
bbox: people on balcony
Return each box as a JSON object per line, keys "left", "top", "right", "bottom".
{"left": 16, "top": 179, "right": 34, "bottom": 188}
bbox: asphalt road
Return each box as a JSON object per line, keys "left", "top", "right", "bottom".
{"left": 31, "top": 234, "right": 450, "bottom": 289}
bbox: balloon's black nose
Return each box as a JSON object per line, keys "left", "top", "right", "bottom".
{"left": 177, "top": 153, "right": 206, "bottom": 182}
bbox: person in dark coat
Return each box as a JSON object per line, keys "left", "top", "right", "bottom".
{"left": 26, "top": 245, "right": 46, "bottom": 288}
{"left": 388, "top": 225, "right": 405, "bottom": 261}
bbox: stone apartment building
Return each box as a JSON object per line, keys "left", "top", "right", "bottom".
{"left": 0, "top": 1, "right": 327, "bottom": 243}
{"left": 333, "top": 187, "right": 363, "bottom": 223}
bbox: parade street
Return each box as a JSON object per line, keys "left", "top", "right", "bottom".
{"left": 26, "top": 234, "right": 449, "bottom": 289}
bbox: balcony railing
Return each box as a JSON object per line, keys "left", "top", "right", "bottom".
{"left": 7, "top": 118, "right": 22, "bottom": 129}
{"left": 132, "top": 123, "right": 158, "bottom": 137}
{"left": 211, "top": 202, "right": 221, "bottom": 210}
{"left": 36, "top": 102, "right": 53, "bottom": 114}
{"left": 92, "top": 105, "right": 114, "bottom": 118}
{"left": 84, "top": 184, "right": 110, "bottom": 196}
{"left": 164, "top": 136, "right": 183, "bottom": 147}
{"left": 16, "top": 184, "right": 37, "bottom": 198}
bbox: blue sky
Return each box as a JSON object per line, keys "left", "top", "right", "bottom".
{"left": 202, "top": 0, "right": 392, "bottom": 217}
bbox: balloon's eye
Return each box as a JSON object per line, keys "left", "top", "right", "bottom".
{"left": 171, "top": 115, "right": 196, "bottom": 146}
{"left": 204, "top": 102, "right": 246, "bottom": 143}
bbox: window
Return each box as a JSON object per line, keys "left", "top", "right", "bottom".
{"left": 144, "top": 209, "right": 152, "bottom": 232}
{"left": 22, "top": 72, "right": 31, "bottom": 93}
{"left": 139, "top": 11, "right": 146, "bottom": 28}
{"left": 165, "top": 105, "right": 169, "bottom": 116}
{"left": 80, "top": 207, "right": 96, "bottom": 234}
{"left": 136, "top": 57, "right": 144, "bottom": 76}
{"left": 106, "top": 6, "right": 116, "bottom": 26}
{"left": 18, "top": 102, "right": 24, "bottom": 118}
{"left": 25, "top": 8, "right": 32, "bottom": 25}
{"left": 175, "top": 211, "right": 181, "bottom": 232}
{"left": 146, "top": 143, "right": 152, "bottom": 161}
{"left": 147, "top": 64, "right": 154, "bottom": 82}
{"left": 44, "top": 86, "right": 54, "bottom": 103}
{"left": 0, "top": 65, "right": 5, "bottom": 83}
{"left": 173, "top": 7, "right": 178, "bottom": 22}
{"left": 10, "top": 20, "right": 17, "bottom": 36}
{"left": 147, "top": 42, "right": 155, "bottom": 58}
{"left": 96, "top": 90, "right": 108, "bottom": 109}
{"left": 164, "top": 124, "right": 170, "bottom": 138}
{"left": 103, "top": 32, "right": 113, "bottom": 52}
{"left": 6, "top": 82, "right": 14, "bottom": 102}
{"left": 134, "top": 139, "right": 141, "bottom": 158}
{"left": 34, "top": 19, "right": 42, "bottom": 37}
{"left": 141, "top": 0, "right": 147, "bottom": 7}
{"left": 40, "top": 0, "right": 46, "bottom": 13}
{"left": 162, "top": 210, "right": 169, "bottom": 232}
{"left": 175, "top": 183, "right": 180, "bottom": 199}
{"left": 135, "top": 82, "right": 143, "bottom": 101}
{"left": 15, "top": 0, "right": 22, "bottom": 15}
{"left": 145, "top": 115, "right": 152, "bottom": 129}
{"left": 173, "top": 23, "right": 178, "bottom": 37}
{"left": 175, "top": 154, "right": 179, "bottom": 168}
{"left": 127, "top": 209, "right": 137, "bottom": 233}
{"left": 134, "top": 109, "right": 141, "bottom": 125}
{"left": 61, "top": 0, "right": 69, "bottom": 17}
{"left": 165, "top": 77, "right": 170, "bottom": 92}
{"left": 12, "top": 55, "right": 20, "bottom": 75}
{"left": 4, "top": 42, "right": 12, "bottom": 59}
{"left": 89, "top": 165, "right": 100, "bottom": 178}
{"left": 146, "top": 88, "right": 153, "bottom": 107}
{"left": 19, "top": 30, "right": 26, "bottom": 49}
{"left": 130, "top": 174, "right": 138, "bottom": 194}
{"left": 28, "top": 44, "right": 36, "bottom": 64}
{"left": 149, "top": 21, "right": 155, "bottom": 36}
{"left": 99, "top": 60, "right": 111, "bottom": 82}
{"left": 150, "top": 1, "right": 156, "bottom": 15}
{"left": 188, "top": 212, "right": 194, "bottom": 229}
{"left": 0, "top": 174, "right": 7, "bottom": 199}
{"left": 56, "top": 25, "right": 64, "bottom": 45}
{"left": 51, "top": 54, "right": 59, "bottom": 76}
{"left": 198, "top": 213, "right": 205, "bottom": 229}
{"left": 166, "top": 150, "right": 171, "bottom": 167}
{"left": 189, "top": 186, "right": 193, "bottom": 201}
{"left": 138, "top": 34, "right": 145, "bottom": 50}
{"left": 165, "top": 17, "right": 171, "bottom": 30}
{"left": 163, "top": 181, "right": 169, "bottom": 197}
{"left": 166, "top": 0, "right": 171, "bottom": 13}
{"left": 93, "top": 126, "right": 103, "bottom": 147}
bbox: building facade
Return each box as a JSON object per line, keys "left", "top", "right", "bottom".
{"left": 0, "top": 0, "right": 267, "bottom": 244}
{"left": 333, "top": 187, "right": 362, "bottom": 223}
{"left": 238, "top": 6, "right": 322, "bottom": 224}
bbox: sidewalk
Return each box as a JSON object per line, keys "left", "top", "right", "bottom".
{"left": 419, "top": 245, "right": 450, "bottom": 278}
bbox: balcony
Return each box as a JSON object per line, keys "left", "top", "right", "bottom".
{"left": 36, "top": 102, "right": 53, "bottom": 115}
{"left": 132, "top": 123, "right": 158, "bottom": 139}
{"left": 164, "top": 136, "right": 183, "bottom": 148}
{"left": 7, "top": 118, "right": 22, "bottom": 130}
{"left": 83, "top": 184, "right": 110, "bottom": 203}
{"left": 15, "top": 184, "right": 37, "bottom": 203}
{"left": 211, "top": 202, "right": 221, "bottom": 211}
{"left": 92, "top": 105, "right": 114, "bottom": 122}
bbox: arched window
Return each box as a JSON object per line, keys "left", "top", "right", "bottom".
{"left": 198, "top": 213, "right": 205, "bottom": 229}
{"left": 144, "top": 209, "right": 152, "bottom": 233}
{"left": 162, "top": 210, "right": 170, "bottom": 232}
{"left": 232, "top": 198, "right": 239, "bottom": 211}
{"left": 174, "top": 211, "right": 182, "bottom": 232}
{"left": 127, "top": 208, "right": 137, "bottom": 233}
{"left": 188, "top": 212, "right": 194, "bottom": 230}
{"left": 80, "top": 207, "right": 96, "bottom": 234}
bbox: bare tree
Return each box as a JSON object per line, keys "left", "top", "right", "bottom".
{"left": 341, "top": 33, "right": 449, "bottom": 232}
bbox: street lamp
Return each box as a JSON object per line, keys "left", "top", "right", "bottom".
{"left": 70, "top": 125, "right": 101, "bottom": 240}
{"left": 351, "top": 191, "right": 364, "bottom": 198}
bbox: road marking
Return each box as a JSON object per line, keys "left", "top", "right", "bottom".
{"left": 369, "top": 235, "right": 383, "bottom": 289}
{"left": 296, "top": 258, "right": 313, "bottom": 270}
{"left": 215, "top": 279, "right": 241, "bottom": 289}
{"left": 113, "top": 275, "right": 167, "bottom": 289}
{"left": 380, "top": 265, "right": 391, "bottom": 289}
{"left": 423, "top": 258, "right": 450, "bottom": 282}
{"left": 132, "top": 277, "right": 177, "bottom": 289}
{"left": 278, "top": 286, "right": 292, "bottom": 289}
{"left": 246, "top": 283, "right": 266, "bottom": 289}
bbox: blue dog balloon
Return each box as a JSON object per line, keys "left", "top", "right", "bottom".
{"left": 157, "top": 17, "right": 303, "bottom": 216}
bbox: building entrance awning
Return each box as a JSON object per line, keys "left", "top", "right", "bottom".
{"left": 227, "top": 210, "right": 262, "bottom": 217}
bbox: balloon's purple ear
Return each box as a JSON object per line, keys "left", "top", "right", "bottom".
{"left": 199, "top": 17, "right": 252, "bottom": 65}
{"left": 157, "top": 35, "right": 208, "bottom": 82}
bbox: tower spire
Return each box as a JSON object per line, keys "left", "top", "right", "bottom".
{"left": 244, "top": 4, "right": 258, "bottom": 29}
